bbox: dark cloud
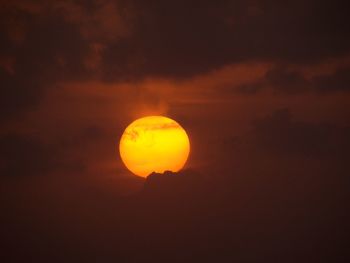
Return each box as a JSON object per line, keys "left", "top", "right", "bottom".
{"left": 252, "top": 108, "right": 350, "bottom": 159}
{"left": 100, "top": 0, "right": 350, "bottom": 79}
{"left": 0, "top": 7, "right": 90, "bottom": 123}
{"left": 143, "top": 169, "right": 203, "bottom": 195}
{"left": 264, "top": 67, "right": 310, "bottom": 93}
{"left": 0, "top": 133, "right": 58, "bottom": 176}
{"left": 1, "top": 169, "right": 348, "bottom": 262}
{"left": 236, "top": 66, "right": 310, "bottom": 94}
{"left": 0, "top": 69, "right": 41, "bottom": 121}
{"left": 313, "top": 66, "right": 350, "bottom": 92}
{"left": 0, "top": 131, "right": 92, "bottom": 177}
{"left": 1, "top": 0, "right": 350, "bottom": 123}
{"left": 233, "top": 65, "right": 350, "bottom": 94}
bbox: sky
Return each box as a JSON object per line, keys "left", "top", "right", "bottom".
{"left": 0, "top": 0, "right": 349, "bottom": 262}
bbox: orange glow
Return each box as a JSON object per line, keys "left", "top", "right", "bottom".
{"left": 119, "top": 116, "right": 190, "bottom": 177}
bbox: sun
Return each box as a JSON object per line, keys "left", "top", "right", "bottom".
{"left": 119, "top": 116, "right": 190, "bottom": 177}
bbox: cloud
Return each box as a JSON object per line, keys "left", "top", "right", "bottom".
{"left": 0, "top": 133, "right": 58, "bottom": 177}
{"left": 0, "top": 9, "right": 91, "bottom": 122}
{"left": 264, "top": 67, "right": 310, "bottom": 93}
{"left": 312, "top": 66, "right": 350, "bottom": 92}
{"left": 3, "top": 167, "right": 344, "bottom": 262}
{"left": 231, "top": 63, "right": 350, "bottom": 94}
{"left": 1, "top": 0, "right": 350, "bottom": 126}
{"left": 234, "top": 66, "right": 310, "bottom": 94}
{"left": 99, "top": 0, "right": 350, "bottom": 79}
{"left": 252, "top": 108, "right": 350, "bottom": 159}
{"left": 143, "top": 169, "right": 202, "bottom": 195}
{"left": 52, "top": 0, "right": 133, "bottom": 44}
{"left": 0, "top": 1, "right": 137, "bottom": 123}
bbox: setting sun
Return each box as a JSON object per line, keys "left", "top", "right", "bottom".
{"left": 119, "top": 116, "right": 190, "bottom": 177}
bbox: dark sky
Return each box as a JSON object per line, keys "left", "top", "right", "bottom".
{"left": 0, "top": 0, "right": 349, "bottom": 262}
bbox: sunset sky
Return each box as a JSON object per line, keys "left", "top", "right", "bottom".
{"left": 1, "top": 0, "right": 349, "bottom": 262}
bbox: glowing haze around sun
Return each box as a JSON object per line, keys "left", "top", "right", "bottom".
{"left": 119, "top": 116, "right": 190, "bottom": 177}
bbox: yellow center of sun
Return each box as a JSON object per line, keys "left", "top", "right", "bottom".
{"left": 119, "top": 116, "right": 190, "bottom": 177}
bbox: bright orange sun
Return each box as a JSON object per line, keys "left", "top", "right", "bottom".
{"left": 119, "top": 116, "right": 190, "bottom": 177}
